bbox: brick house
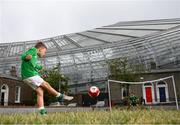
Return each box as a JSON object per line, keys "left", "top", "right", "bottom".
{"left": 0, "top": 74, "right": 34, "bottom": 106}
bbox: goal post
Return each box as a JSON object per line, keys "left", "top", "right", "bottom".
{"left": 107, "top": 76, "right": 179, "bottom": 111}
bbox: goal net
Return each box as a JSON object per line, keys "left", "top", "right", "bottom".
{"left": 107, "top": 76, "right": 179, "bottom": 110}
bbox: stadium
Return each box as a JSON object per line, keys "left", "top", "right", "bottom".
{"left": 0, "top": 18, "right": 180, "bottom": 108}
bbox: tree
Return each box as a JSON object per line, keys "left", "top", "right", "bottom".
{"left": 108, "top": 57, "right": 146, "bottom": 96}
{"left": 33, "top": 65, "right": 70, "bottom": 105}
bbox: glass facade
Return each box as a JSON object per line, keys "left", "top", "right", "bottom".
{"left": 0, "top": 18, "right": 180, "bottom": 94}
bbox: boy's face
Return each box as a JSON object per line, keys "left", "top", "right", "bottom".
{"left": 37, "top": 47, "right": 47, "bottom": 58}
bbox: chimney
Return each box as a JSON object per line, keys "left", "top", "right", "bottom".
{"left": 10, "top": 66, "right": 17, "bottom": 77}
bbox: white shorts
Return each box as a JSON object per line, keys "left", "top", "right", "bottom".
{"left": 23, "top": 75, "right": 44, "bottom": 90}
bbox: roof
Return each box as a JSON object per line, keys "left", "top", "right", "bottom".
{"left": 0, "top": 18, "right": 180, "bottom": 88}
{"left": 0, "top": 74, "right": 21, "bottom": 81}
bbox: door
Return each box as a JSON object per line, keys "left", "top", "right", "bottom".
{"left": 145, "top": 87, "right": 152, "bottom": 103}
{"left": 1, "top": 92, "right": 5, "bottom": 105}
{"left": 159, "top": 87, "right": 166, "bottom": 102}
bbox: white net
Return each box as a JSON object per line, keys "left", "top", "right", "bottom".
{"left": 107, "top": 76, "right": 179, "bottom": 110}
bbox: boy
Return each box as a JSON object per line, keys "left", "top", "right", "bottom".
{"left": 21, "top": 41, "right": 73, "bottom": 115}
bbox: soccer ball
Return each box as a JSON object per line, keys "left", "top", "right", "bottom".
{"left": 88, "top": 86, "right": 100, "bottom": 97}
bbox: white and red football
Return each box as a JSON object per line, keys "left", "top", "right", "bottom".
{"left": 88, "top": 86, "right": 100, "bottom": 97}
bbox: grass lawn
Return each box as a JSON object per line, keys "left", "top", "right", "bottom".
{"left": 0, "top": 108, "right": 179, "bottom": 124}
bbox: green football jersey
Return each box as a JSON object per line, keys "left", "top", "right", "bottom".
{"left": 21, "top": 47, "right": 43, "bottom": 80}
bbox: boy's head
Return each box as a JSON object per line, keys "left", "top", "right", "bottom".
{"left": 35, "top": 41, "right": 47, "bottom": 58}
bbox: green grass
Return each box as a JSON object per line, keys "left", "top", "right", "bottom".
{"left": 0, "top": 109, "right": 180, "bottom": 124}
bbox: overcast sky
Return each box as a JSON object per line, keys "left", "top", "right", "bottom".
{"left": 0, "top": 0, "right": 180, "bottom": 43}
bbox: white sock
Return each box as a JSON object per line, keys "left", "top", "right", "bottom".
{"left": 56, "top": 93, "right": 61, "bottom": 97}
{"left": 38, "top": 106, "right": 45, "bottom": 110}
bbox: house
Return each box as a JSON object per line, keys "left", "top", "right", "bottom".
{"left": 0, "top": 74, "right": 34, "bottom": 106}
{"left": 109, "top": 69, "right": 180, "bottom": 105}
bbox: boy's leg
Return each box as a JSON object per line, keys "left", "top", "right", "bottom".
{"left": 40, "top": 81, "right": 59, "bottom": 96}
{"left": 35, "top": 87, "right": 47, "bottom": 115}
{"left": 40, "top": 81, "right": 73, "bottom": 101}
{"left": 35, "top": 87, "right": 44, "bottom": 108}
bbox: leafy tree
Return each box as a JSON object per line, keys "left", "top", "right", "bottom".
{"left": 33, "top": 65, "right": 70, "bottom": 105}
{"left": 108, "top": 57, "right": 146, "bottom": 96}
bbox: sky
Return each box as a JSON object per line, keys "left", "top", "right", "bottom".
{"left": 0, "top": 0, "right": 180, "bottom": 43}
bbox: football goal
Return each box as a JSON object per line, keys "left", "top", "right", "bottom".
{"left": 107, "top": 76, "right": 179, "bottom": 111}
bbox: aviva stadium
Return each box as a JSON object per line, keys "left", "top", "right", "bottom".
{"left": 0, "top": 18, "right": 180, "bottom": 94}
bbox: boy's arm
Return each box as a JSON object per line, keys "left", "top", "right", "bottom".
{"left": 25, "top": 55, "right": 32, "bottom": 61}
{"left": 21, "top": 48, "right": 35, "bottom": 61}
{"left": 21, "top": 47, "right": 43, "bottom": 71}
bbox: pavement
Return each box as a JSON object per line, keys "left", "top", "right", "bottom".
{"left": 0, "top": 107, "right": 94, "bottom": 114}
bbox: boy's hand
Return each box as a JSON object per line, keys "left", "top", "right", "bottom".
{"left": 25, "top": 55, "right": 32, "bottom": 61}
{"left": 39, "top": 68, "right": 48, "bottom": 78}
{"left": 39, "top": 68, "right": 45, "bottom": 73}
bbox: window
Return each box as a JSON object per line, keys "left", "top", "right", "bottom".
{"left": 157, "top": 81, "right": 166, "bottom": 85}
{"left": 15, "top": 86, "right": 21, "bottom": 103}
{"left": 122, "top": 87, "right": 128, "bottom": 99}
{"left": 2, "top": 85, "right": 6, "bottom": 90}
{"left": 144, "top": 83, "right": 152, "bottom": 86}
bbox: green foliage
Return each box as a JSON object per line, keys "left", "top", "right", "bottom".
{"left": 108, "top": 57, "right": 146, "bottom": 96}
{"left": 39, "top": 66, "right": 70, "bottom": 105}
{"left": 129, "top": 94, "right": 139, "bottom": 106}
{"left": 108, "top": 57, "right": 145, "bottom": 82}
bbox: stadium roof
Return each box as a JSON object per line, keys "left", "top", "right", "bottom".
{"left": 0, "top": 18, "right": 180, "bottom": 92}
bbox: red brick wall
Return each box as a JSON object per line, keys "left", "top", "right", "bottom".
{"left": 0, "top": 77, "right": 34, "bottom": 106}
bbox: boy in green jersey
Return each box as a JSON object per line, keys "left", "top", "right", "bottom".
{"left": 21, "top": 42, "right": 73, "bottom": 115}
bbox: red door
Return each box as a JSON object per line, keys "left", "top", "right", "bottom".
{"left": 145, "top": 87, "right": 152, "bottom": 103}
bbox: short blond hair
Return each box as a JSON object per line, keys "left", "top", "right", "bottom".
{"left": 35, "top": 41, "right": 47, "bottom": 49}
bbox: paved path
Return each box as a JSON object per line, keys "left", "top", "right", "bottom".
{"left": 0, "top": 107, "right": 94, "bottom": 114}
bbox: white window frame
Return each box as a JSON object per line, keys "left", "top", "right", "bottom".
{"left": 0, "top": 84, "right": 9, "bottom": 106}
{"left": 15, "top": 86, "right": 21, "bottom": 103}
